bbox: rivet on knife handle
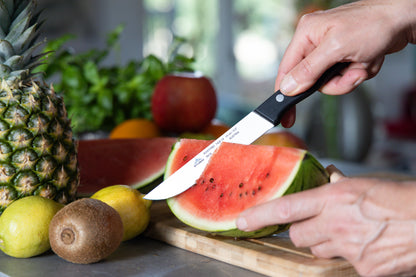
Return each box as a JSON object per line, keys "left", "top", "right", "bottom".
{"left": 254, "top": 62, "right": 349, "bottom": 125}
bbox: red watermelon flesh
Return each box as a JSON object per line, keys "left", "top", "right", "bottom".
{"left": 166, "top": 139, "right": 329, "bottom": 238}
{"left": 77, "top": 137, "right": 177, "bottom": 196}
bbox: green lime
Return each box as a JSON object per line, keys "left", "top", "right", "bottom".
{"left": 0, "top": 196, "right": 64, "bottom": 258}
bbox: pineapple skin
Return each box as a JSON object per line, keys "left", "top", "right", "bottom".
{"left": 0, "top": 0, "right": 79, "bottom": 214}
{"left": 0, "top": 80, "right": 79, "bottom": 213}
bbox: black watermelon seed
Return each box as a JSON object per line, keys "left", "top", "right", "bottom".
{"left": 239, "top": 183, "right": 244, "bottom": 188}
{"left": 239, "top": 193, "right": 242, "bottom": 198}
{"left": 220, "top": 193, "right": 224, "bottom": 198}
{"left": 209, "top": 178, "right": 214, "bottom": 183}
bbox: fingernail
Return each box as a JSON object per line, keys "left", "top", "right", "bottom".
{"left": 354, "top": 77, "right": 365, "bottom": 87}
{"left": 280, "top": 74, "right": 298, "bottom": 95}
{"left": 236, "top": 217, "right": 248, "bottom": 230}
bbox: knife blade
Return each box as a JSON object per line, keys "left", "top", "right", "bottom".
{"left": 144, "top": 63, "right": 348, "bottom": 200}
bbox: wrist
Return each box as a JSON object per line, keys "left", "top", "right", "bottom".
{"left": 398, "top": 0, "right": 416, "bottom": 44}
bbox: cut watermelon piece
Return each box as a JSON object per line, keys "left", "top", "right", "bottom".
{"left": 166, "top": 139, "right": 329, "bottom": 238}
{"left": 77, "top": 137, "right": 177, "bottom": 196}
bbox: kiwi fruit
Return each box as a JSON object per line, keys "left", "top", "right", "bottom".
{"left": 49, "top": 198, "right": 124, "bottom": 264}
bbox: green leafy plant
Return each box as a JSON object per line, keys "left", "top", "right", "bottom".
{"left": 36, "top": 25, "right": 195, "bottom": 135}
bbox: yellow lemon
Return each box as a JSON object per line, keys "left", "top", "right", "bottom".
{"left": 0, "top": 196, "right": 64, "bottom": 258}
{"left": 91, "top": 185, "right": 152, "bottom": 241}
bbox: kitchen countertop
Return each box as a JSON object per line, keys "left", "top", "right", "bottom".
{"left": 0, "top": 235, "right": 265, "bottom": 277}
{"left": 0, "top": 159, "right": 414, "bottom": 277}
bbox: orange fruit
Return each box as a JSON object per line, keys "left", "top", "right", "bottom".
{"left": 254, "top": 130, "right": 308, "bottom": 149}
{"left": 201, "top": 119, "right": 230, "bottom": 138}
{"left": 109, "top": 119, "right": 162, "bottom": 139}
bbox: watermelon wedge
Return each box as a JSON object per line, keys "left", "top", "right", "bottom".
{"left": 166, "top": 139, "right": 329, "bottom": 238}
{"left": 77, "top": 137, "right": 177, "bottom": 196}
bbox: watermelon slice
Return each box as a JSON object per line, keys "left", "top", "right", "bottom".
{"left": 166, "top": 139, "right": 329, "bottom": 238}
{"left": 77, "top": 137, "right": 177, "bottom": 196}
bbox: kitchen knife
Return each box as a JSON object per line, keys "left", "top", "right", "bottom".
{"left": 144, "top": 63, "right": 348, "bottom": 200}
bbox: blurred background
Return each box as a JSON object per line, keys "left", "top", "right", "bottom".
{"left": 38, "top": 0, "right": 416, "bottom": 173}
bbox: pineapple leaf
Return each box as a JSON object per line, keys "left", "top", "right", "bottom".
{"left": 9, "top": 7, "right": 31, "bottom": 37}
{"left": 4, "top": 54, "right": 22, "bottom": 69}
{"left": 0, "top": 39, "right": 14, "bottom": 60}
{"left": 0, "top": 1, "right": 11, "bottom": 36}
{"left": 7, "top": 23, "right": 37, "bottom": 52}
{"left": 0, "top": 64, "right": 11, "bottom": 75}
{"left": 20, "top": 40, "right": 43, "bottom": 65}
{"left": 3, "top": 0, "right": 13, "bottom": 16}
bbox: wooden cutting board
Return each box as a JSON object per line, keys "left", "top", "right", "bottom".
{"left": 144, "top": 201, "right": 358, "bottom": 277}
{"left": 144, "top": 172, "right": 416, "bottom": 276}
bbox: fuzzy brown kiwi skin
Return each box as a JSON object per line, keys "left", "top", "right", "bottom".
{"left": 49, "top": 198, "right": 124, "bottom": 264}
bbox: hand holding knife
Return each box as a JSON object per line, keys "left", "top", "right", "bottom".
{"left": 145, "top": 63, "right": 349, "bottom": 200}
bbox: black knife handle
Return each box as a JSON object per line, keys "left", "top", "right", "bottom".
{"left": 254, "top": 62, "right": 349, "bottom": 125}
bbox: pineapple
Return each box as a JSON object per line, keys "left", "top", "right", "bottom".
{"left": 0, "top": 0, "right": 79, "bottom": 214}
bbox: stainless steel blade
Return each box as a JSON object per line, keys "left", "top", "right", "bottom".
{"left": 144, "top": 112, "right": 274, "bottom": 200}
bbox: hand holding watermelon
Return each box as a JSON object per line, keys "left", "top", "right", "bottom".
{"left": 237, "top": 166, "right": 416, "bottom": 276}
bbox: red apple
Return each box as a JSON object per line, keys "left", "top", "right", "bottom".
{"left": 151, "top": 72, "right": 217, "bottom": 133}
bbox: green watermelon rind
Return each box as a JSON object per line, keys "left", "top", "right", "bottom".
{"left": 163, "top": 140, "right": 184, "bottom": 178}
{"left": 134, "top": 142, "right": 176, "bottom": 191}
{"left": 77, "top": 154, "right": 166, "bottom": 196}
{"left": 133, "top": 169, "right": 164, "bottom": 190}
{"left": 166, "top": 142, "right": 329, "bottom": 238}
